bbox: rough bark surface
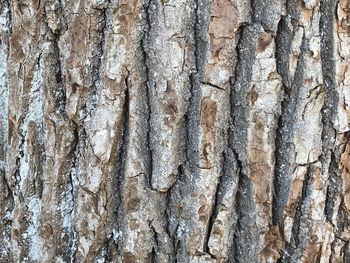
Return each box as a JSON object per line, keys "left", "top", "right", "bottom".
{"left": 1, "top": 0, "right": 350, "bottom": 262}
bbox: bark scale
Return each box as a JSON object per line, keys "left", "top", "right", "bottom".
{"left": 0, "top": 0, "right": 350, "bottom": 262}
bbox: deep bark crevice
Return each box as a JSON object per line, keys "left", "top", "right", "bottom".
{"left": 231, "top": 24, "right": 260, "bottom": 263}
{"left": 284, "top": 165, "right": 312, "bottom": 261}
{"left": 141, "top": 0, "right": 153, "bottom": 189}
{"left": 273, "top": 13, "right": 294, "bottom": 229}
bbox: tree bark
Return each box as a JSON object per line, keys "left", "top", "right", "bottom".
{"left": 1, "top": 0, "right": 350, "bottom": 262}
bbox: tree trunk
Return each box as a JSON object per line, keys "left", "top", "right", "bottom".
{"left": 1, "top": 0, "right": 350, "bottom": 262}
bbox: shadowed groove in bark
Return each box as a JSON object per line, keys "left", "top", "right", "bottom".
{"left": 232, "top": 168, "right": 253, "bottom": 263}
{"left": 84, "top": 4, "right": 111, "bottom": 118}
{"left": 142, "top": 0, "right": 153, "bottom": 189}
{"left": 92, "top": 1, "right": 110, "bottom": 109}
{"left": 284, "top": 164, "right": 312, "bottom": 261}
{"left": 226, "top": 20, "right": 244, "bottom": 262}
{"left": 231, "top": 24, "right": 259, "bottom": 263}
{"left": 273, "top": 15, "right": 290, "bottom": 228}
{"left": 204, "top": 151, "right": 225, "bottom": 257}
{"left": 52, "top": 38, "right": 66, "bottom": 113}
{"left": 184, "top": 0, "right": 202, "bottom": 174}
{"left": 6, "top": 0, "right": 11, "bottom": 34}
{"left": 172, "top": 0, "right": 210, "bottom": 260}
{"left": 277, "top": 49, "right": 309, "bottom": 263}
{"left": 337, "top": 198, "right": 350, "bottom": 257}
{"left": 42, "top": 0, "right": 67, "bottom": 113}
{"left": 66, "top": 122, "right": 79, "bottom": 262}
{"left": 274, "top": 38, "right": 308, "bottom": 243}
{"left": 272, "top": 12, "right": 295, "bottom": 230}
{"left": 319, "top": 0, "right": 339, "bottom": 220}
{"left": 112, "top": 64, "right": 133, "bottom": 252}
{"left": 324, "top": 151, "right": 341, "bottom": 223}
{"left": 319, "top": 1, "right": 347, "bottom": 259}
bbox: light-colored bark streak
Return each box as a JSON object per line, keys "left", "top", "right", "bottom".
{"left": 0, "top": 2, "right": 9, "bottom": 166}
{"left": 335, "top": 0, "right": 350, "bottom": 133}
{"left": 0, "top": 1, "right": 11, "bottom": 261}
{"left": 247, "top": 31, "right": 284, "bottom": 263}
{"left": 337, "top": 133, "right": 350, "bottom": 256}
{"left": 56, "top": 1, "right": 117, "bottom": 261}
{"left": 5, "top": 1, "right": 48, "bottom": 261}
{"left": 145, "top": 0, "right": 194, "bottom": 192}
{"left": 33, "top": 42, "right": 76, "bottom": 262}
{"left": 108, "top": 0, "right": 165, "bottom": 262}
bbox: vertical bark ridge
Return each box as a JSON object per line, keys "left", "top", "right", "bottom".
{"left": 144, "top": 0, "right": 195, "bottom": 192}
{"left": 35, "top": 4, "right": 78, "bottom": 261}
{"left": 143, "top": 0, "right": 199, "bottom": 261}
{"left": 108, "top": 1, "right": 169, "bottom": 262}
{"left": 57, "top": 1, "right": 120, "bottom": 260}
{"left": 232, "top": 0, "right": 285, "bottom": 259}
{"left": 273, "top": 1, "right": 337, "bottom": 262}
{"left": 5, "top": 1, "right": 53, "bottom": 260}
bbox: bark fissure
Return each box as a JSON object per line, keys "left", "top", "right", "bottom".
{"left": 231, "top": 24, "right": 257, "bottom": 263}
{"left": 286, "top": 164, "right": 312, "bottom": 258}
{"left": 114, "top": 75, "right": 131, "bottom": 255}
{"left": 141, "top": 0, "right": 153, "bottom": 189}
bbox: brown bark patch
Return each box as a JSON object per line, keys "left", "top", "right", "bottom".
{"left": 68, "top": 17, "right": 88, "bottom": 68}
{"left": 129, "top": 219, "right": 140, "bottom": 230}
{"left": 249, "top": 114, "right": 272, "bottom": 217}
{"left": 126, "top": 178, "right": 141, "bottom": 213}
{"left": 260, "top": 226, "right": 284, "bottom": 262}
{"left": 248, "top": 85, "right": 259, "bottom": 105}
{"left": 340, "top": 136, "right": 350, "bottom": 211}
{"left": 200, "top": 97, "right": 217, "bottom": 168}
{"left": 116, "top": 0, "right": 140, "bottom": 36}
{"left": 249, "top": 115, "right": 270, "bottom": 183}
{"left": 126, "top": 197, "right": 141, "bottom": 213}
{"left": 340, "top": 0, "right": 350, "bottom": 11}
{"left": 162, "top": 81, "right": 178, "bottom": 129}
{"left": 123, "top": 252, "right": 136, "bottom": 263}
{"left": 208, "top": 0, "right": 238, "bottom": 61}
{"left": 198, "top": 194, "right": 209, "bottom": 223}
{"left": 338, "top": 1, "right": 350, "bottom": 34}
{"left": 301, "top": 236, "right": 321, "bottom": 263}
{"left": 257, "top": 32, "right": 273, "bottom": 53}
{"left": 10, "top": 31, "right": 26, "bottom": 60}
{"left": 200, "top": 97, "right": 217, "bottom": 129}
{"left": 283, "top": 166, "right": 308, "bottom": 223}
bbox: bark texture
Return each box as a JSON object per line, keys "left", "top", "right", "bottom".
{"left": 1, "top": 0, "right": 350, "bottom": 262}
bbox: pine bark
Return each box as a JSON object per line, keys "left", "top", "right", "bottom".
{"left": 1, "top": 0, "right": 350, "bottom": 262}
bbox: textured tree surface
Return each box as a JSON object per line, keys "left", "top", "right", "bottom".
{"left": 1, "top": 0, "right": 350, "bottom": 262}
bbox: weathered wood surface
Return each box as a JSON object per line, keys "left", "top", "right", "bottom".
{"left": 0, "top": 0, "right": 350, "bottom": 262}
